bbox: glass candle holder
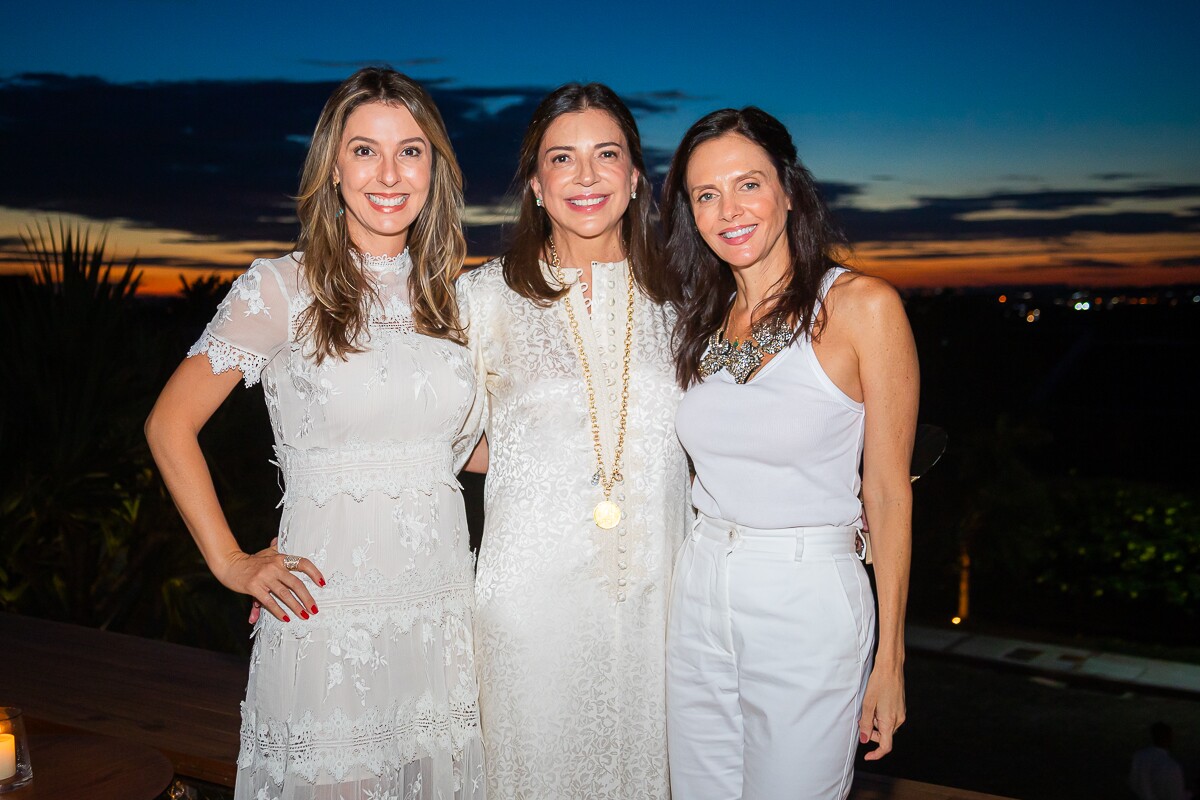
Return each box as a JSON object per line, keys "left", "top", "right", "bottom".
{"left": 0, "top": 707, "right": 32, "bottom": 793}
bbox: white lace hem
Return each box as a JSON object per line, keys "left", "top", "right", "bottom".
{"left": 189, "top": 330, "right": 269, "bottom": 387}
{"left": 238, "top": 685, "right": 481, "bottom": 784}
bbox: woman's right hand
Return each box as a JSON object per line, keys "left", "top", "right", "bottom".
{"left": 218, "top": 547, "right": 325, "bottom": 623}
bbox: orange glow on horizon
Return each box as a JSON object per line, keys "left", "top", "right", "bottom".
{"left": 2, "top": 209, "right": 1197, "bottom": 295}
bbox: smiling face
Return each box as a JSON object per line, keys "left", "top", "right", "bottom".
{"left": 686, "top": 132, "right": 792, "bottom": 275}
{"left": 530, "top": 108, "right": 639, "bottom": 248}
{"left": 333, "top": 101, "right": 431, "bottom": 256}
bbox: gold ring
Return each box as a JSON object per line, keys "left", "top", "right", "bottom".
{"left": 281, "top": 554, "right": 301, "bottom": 571}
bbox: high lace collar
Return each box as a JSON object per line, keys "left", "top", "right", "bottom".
{"left": 356, "top": 248, "right": 412, "bottom": 275}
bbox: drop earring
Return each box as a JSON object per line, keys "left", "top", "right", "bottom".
{"left": 536, "top": 196, "right": 544, "bottom": 207}
{"left": 631, "top": 190, "right": 637, "bottom": 200}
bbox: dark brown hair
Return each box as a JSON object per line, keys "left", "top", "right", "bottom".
{"left": 662, "top": 107, "right": 848, "bottom": 387}
{"left": 295, "top": 67, "right": 467, "bottom": 361}
{"left": 501, "top": 83, "right": 667, "bottom": 304}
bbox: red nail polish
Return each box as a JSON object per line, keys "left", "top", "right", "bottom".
{"left": 282, "top": 615, "right": 291, "bottom": 623}
{"left": 311, "top": 605, "right": 319, "bottom": 614}
{"left": 300, "top": 611, "right": 309, "bottom": 620}
{"left": 319, "top": 579, "right": 326, "bottom": 587}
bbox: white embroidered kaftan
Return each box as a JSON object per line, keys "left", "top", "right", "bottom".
{"left": 456, "top": 258, "right": 691, "bottom": 799}
{"left": 189, "top": 251, "right": 486, "bottom": 800}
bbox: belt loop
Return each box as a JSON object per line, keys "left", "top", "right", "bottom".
{"left": 793, "top": 533, "right": 805, "bottom": 563}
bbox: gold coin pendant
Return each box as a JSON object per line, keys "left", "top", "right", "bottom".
{"left": 593, "top": 500, "right": 622, "bottom": 530}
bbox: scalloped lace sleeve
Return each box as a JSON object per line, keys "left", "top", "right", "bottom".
{"left": 188, "top": 259, "right": 290, "bottom": 387}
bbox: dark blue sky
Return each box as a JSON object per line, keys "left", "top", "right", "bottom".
{"left": 3, "top": 0, "right": 1198, "bottom": 288}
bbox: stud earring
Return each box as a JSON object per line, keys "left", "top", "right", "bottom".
{"left": 336, "top": 207, "right": 344, "bottom": 218}
{"left": 536, "top": 197, "right": 543, "bottom": 207}
{"left": 631, "top": 190, "right": 637, "bottom": 200}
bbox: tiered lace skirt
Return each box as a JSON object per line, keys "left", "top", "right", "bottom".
{"left": 235, "top": 439, "right": 486, "bottom": 800}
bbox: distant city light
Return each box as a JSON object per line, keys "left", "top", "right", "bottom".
{"left": 998, "top": 294, "right": 1007, "bottom": 303}
{"left": 1073, "top": 301, "right": 1091, "bottom": 311}
{"left": 951, "top": 616, "right": 962, "bottom": 625}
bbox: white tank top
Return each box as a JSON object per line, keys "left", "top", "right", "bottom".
{"left": 675, "top": 267, "right": 864, "bottom": 528}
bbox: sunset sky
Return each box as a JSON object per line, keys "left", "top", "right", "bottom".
{"left": 3, "top": 0, "right": 1198, "bottom": 292}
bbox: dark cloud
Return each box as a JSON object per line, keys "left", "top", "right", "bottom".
{"left": 817, "top": 181, "right": 862, "bottom": 206}
{"left": 298, "top": 58, "right": 443, "bottom": 68}
{"left": 1051, "top": 258, "right": 1127, "bottom": 269}
{"left": 2, "top": 74, "right": 1197, "bottom": 257}
{"left": 1090, "top": 172, "right": 1151, "bottom": 182}
{"left": 0, "top": 73, "right": 691, "bottom": 255}
{"left": 835, "top": 186, "right": 1200, "bottom": 242}
{"left": 870, "top": 249, "right": 1046, "bottom": 261}
{"left": 1154, "top": 256, "right": 1200, "bottom": 268}
{"left": 633, "top": 89, "right": 710, "bottom": 103}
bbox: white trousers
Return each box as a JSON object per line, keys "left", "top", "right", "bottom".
{"left": 666, "top": 513, "right": 875, "bottom": 800}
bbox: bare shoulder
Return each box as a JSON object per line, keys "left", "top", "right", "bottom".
{"left": 824, "top": 270, "right": 907, "bottom": 335}
{"left": 828, "top": 271, "right": 902, "bottom": 312}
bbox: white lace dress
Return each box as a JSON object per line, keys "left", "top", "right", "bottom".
{"left": 456, "top": 258, "right": 691, "bottom": 799}
{"left": 189, "top": 251, "right": 487, "bottom": 800}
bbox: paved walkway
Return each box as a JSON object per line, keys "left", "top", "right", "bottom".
{"left": 908, "top": 623, "right": 1200, "bottom": 696}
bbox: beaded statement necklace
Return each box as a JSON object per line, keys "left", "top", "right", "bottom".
{"left": 549, "top": 237, "right": 636, "bottom": 530}
{"left": 699, "top": 316, "right": 795, "bottom": 384}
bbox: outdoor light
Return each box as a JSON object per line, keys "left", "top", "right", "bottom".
{"left": 0, "top": 707, "right": 32, "bottom": 793}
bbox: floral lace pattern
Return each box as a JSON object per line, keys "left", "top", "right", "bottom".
{"left": 457, "top": 259, "right": 692, "bottom": 799}
{"left": 191, "top": 254, "right": 485, "bottom": 800}
{"left": 239, "top": 686, "right": 481, "bottom": 784}
{"left": 275, "top": 438, "right": 459, "bottom": 507}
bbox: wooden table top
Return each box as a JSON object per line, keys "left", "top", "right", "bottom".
{"left": 0, "top": 612, "right": 244, "bottom": 786}
{"left": 5, "top": 734, "right": 173, "bottom": 800}
{"left": 0, "top": 612, "right": 1017, "bottom": 799}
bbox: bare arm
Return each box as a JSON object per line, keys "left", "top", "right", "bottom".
{"left": 145, "top": 355, "right": 324, "bottom": 621}
{"left": 462, "top": 433, "right": 490, "bottom": 474}
{"left": 848, "top": 278, "right": 919, "bottom": 760}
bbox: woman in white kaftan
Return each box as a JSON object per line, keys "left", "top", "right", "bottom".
{"left": 457, "top": 84, "right": 691, "bottom": 799}
{"left": 146, "top": 69, "right": 486, "bottom": 800}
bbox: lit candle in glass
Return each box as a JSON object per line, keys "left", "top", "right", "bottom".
{"left": 0, "top": 733, "right": 14, "bottom": 781}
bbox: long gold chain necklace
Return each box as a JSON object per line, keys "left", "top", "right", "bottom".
{"left": 550, "top": 237, "right": 635, "bottom": 530}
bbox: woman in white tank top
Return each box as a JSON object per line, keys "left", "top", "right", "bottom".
{"left": 660, "top": 107, "right": 919, "bottom": 799}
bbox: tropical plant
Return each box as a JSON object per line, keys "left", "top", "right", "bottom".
{"left": 0, "top": 221, "right": 260, "bottom": 653}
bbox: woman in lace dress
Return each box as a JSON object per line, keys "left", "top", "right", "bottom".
{"left": 146, "top": 68, "right": 486, "bottom": 800}
{"left": 663, "top": 108, "right": 915, "bottom": 799}
{"left": 456, "top": 84, "right": 690, "bottom": 799}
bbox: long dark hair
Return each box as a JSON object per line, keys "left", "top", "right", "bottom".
{"left": 501, "top": 83, "right": 667, "bottom": 304}
{"left": 296, "top": 67, "right": 467, "bottom": 361}
{"left": 662, "top": 107, "right": 848, "bottom": 387}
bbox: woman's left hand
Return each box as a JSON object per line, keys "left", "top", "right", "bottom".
{"left": 858, "top": 662, "right": 906, "bottom": 760}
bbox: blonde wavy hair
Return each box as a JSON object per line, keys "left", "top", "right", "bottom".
{"left": 295, "top": 67, "right": 467, "bottom": 360}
